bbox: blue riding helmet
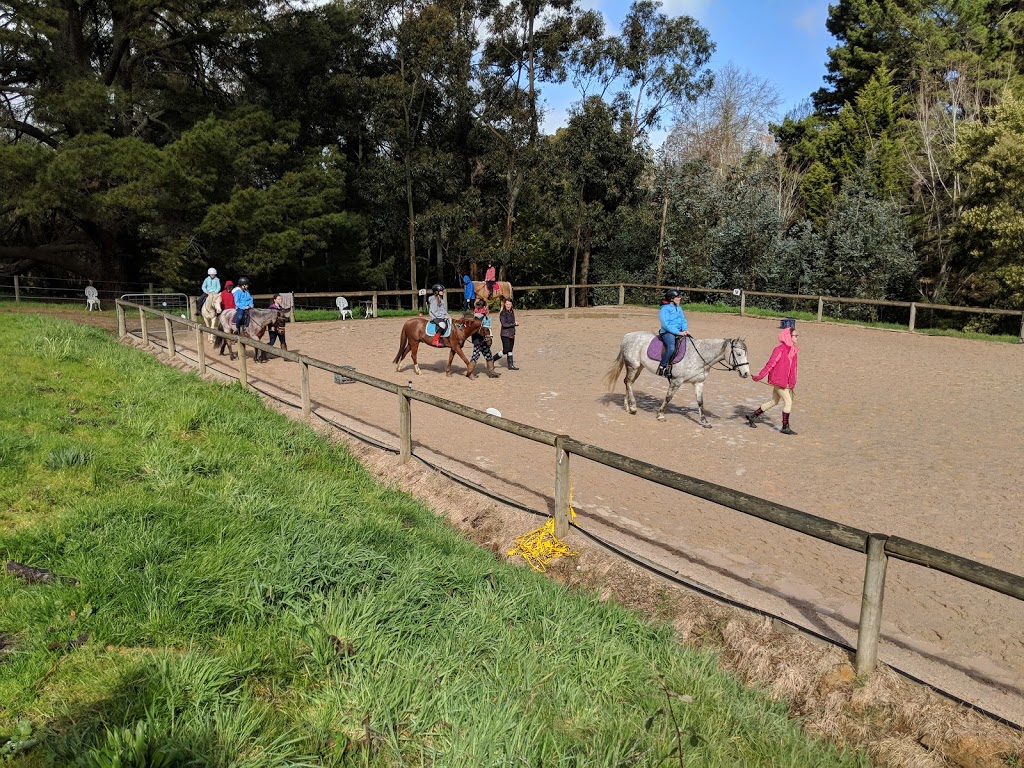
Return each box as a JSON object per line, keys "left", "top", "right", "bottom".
{"left": 779, "top": 317, "right": 796, "bottom": 330}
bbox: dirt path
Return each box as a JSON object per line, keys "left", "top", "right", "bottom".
{"left": 133, "top": 306, "right": 1024, "bottom": 725}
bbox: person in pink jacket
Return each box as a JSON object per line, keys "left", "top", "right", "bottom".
{"left": 746, "top": 319, "right": 800, "bottom": 435}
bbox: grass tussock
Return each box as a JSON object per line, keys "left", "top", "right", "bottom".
{"left": 0, "top": 313, "right": 868, "bottom": 766}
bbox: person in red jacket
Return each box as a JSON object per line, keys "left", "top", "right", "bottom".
{"left": 220, "top": 281, "right": 236, "bottom": 315}
{"left": 746, "top": 318, "right": 800, "bottom": 435}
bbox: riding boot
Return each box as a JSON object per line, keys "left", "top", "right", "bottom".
{"left": 432, "top": 333, "right": 441, "bottom": 347}
{"left": 781, "top": 412, "right": 797, "bottom": 435}
{"left": 485, "top": 358, "right": 500, "bottom": 378}
{"left": 656, "top": 365, "right": 665, "bottom": 376}
{"left": 507, "top": 354, "right": 519, "bottom": 370}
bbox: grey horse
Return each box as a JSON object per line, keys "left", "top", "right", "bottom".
{"left": 215, "top": 307, "right": 287, "bottom": 362}
{"left": 604, "top": 332, "right": 750, "bottom": 426}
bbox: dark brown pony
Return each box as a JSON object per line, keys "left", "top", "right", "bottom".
{"left": 215, "top": 308, "right": 288, "bottom": 363}
{"left": 393, "top": 317, "right": 483, "bottom": 377}
{"left": 472, "top": 281, "right": 513, "bottom": 303}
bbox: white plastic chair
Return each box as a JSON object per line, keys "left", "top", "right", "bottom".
{"left": 85, "top": 286, "right": 101, "bottom": 311}
{"left": 336, "top": 297, "right": 352, "bottom": 320}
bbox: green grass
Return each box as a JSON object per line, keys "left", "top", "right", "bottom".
{"left": 0, "top": 315, "right": 868, "bottom": 767}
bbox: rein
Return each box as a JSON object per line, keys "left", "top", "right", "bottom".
{"left": 687, "top": 337, "right": 747, "bottom": 372}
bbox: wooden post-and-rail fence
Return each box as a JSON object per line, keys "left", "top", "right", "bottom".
{"left": 115, "top": 299, "right": 1024, "bottom": 684}
{"left": 248, "top": 283, "right": 1024, "bottom": 343}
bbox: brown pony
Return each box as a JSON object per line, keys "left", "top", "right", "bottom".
{"left": 393, "top": 317, "right": 484, "bottom": 377}
{"left": 472, "top": 281, "right": 513, "bottom": 303}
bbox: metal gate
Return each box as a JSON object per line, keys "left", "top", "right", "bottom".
{"left": 120, "top": 293, "right": 191, "bottom": 314}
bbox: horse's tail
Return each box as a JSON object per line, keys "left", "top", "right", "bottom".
{"left": 604, "top": 350, "right": 625, "bottom": 391}
{"left": 393, "top": 326, "right": 409, "bottom": 365}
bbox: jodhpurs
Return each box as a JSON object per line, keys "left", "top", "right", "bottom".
{"left": 471, "top": 336, "right": 495, "bottom": 362}
{"left": 659, "top": 331, "right": 676, "bottom": 366}
{"left": 760, "top": 387, "right": 793, "bottom": 414}
{"left": 268, "top": 328, "right": 285, "bottom": 347}
{"left": 501, "top": 336, "right": 515, "bottom": 356}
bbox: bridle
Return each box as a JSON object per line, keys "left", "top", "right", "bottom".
{"left": 687, "top": 337, "right": 749, "bottom": 373}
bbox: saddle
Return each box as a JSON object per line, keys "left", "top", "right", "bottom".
{"left": 426, "top": 320, "right": 452, "bottom": 347}
{"left": 646, "top": 335, "right": 687, "bottom": 364}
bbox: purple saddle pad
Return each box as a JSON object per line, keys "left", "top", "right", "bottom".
{"left": 646, "top": 335, "right": 687, "bottom": 364}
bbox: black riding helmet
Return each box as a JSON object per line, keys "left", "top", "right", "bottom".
{"left": 237, "top": 276, "right": 251, "bottom": 287}
{"left": 664, "top": 288, "right": 682, "bottom": 300}
{"left": 431, "top": 284, "right": 444, "bottom": 293}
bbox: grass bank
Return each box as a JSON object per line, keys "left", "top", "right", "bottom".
{"left": 0, "top": 314, "right": 866, "bottom": 767}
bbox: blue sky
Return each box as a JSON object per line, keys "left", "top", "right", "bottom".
{"left": 539, "top": 0, "right": 836, "bottom": 143}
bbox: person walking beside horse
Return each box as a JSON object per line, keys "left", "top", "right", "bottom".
{"left": 267, "top": 294, "right": 287, "bottom": 349}
{"left": 747, "top": 319, "right": 800, "bottom": 435}
{"left": 462, "top": 273, "right": 475, "bottom": 315}
{"left": 496, "top": 297, "right": 520, "bottom": 370}
{"left": 657, "top": 289, "right": 690, "bottom": 378}
{"left": 468, "top": 300, "right": 500, "bottom": 378}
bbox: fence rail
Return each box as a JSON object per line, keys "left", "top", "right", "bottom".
{"left": 7, "top": 275, "right": 1023, "bottom": 340}
{"left": 115, "top": 298, "right": 1024, "bottom": 688}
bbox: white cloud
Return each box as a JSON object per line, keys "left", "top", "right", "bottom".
{"left": 659, "top": 0, "right": 712, "bottom": 18}
{"left": 794, "top": 2, "right": 827, "bottom": 37}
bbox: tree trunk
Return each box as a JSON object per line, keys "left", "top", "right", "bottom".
{"left": 406, "top": 159, "right": 417, "bottom": 293}
{"left": 656, "top": 186, "right": 669, "bottom": 286}
{"left": 579, "top": 232, "right": 592, "bottom": 308}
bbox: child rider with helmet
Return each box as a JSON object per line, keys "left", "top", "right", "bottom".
{"left": 657, "top": 288, "right": 690, "bottom": 378}
{"left": 428, "top": 284, "right": 449, "bottom": 346}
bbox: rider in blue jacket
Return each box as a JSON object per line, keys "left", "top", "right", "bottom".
{"left": 657, "top": 288, "right": 689, "bottom": 377}
{"left": 233, "top": 277, "right": 254, "bottom": 333}
{"left": 462, "top": 274, "right": 475, "bottom": 314}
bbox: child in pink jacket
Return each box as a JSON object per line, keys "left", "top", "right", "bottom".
{"left": 746, "top": 319, "right": 800, "bottom": 435}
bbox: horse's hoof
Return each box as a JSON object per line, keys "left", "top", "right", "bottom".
{"left": 701, "top": 423, "right": 712, "bottom": 429}
{"left": 656, "top": 414, "right": 666, "bottom": 421}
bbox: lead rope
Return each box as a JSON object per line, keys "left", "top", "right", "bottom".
{"left": 507, "top": 486, "right": 579, "bottom": 572}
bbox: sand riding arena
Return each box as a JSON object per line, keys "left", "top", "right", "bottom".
{"left": 129, "top": 305, "right": 1024, "bottom": 725}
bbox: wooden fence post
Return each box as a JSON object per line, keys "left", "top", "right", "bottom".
{"left": 817, "top": 297, "right": 824, "bottom": 322}
{"left": 554, "top": 436, "right": 571, "bottom": 539}
{"left": 195, "top": 326, "right": 206, "bottom": 376}
{"left": 618, "top": 284, "right": 625, "bottom": 305}
{"left": 237, "top": 342, "right": 248, "bottom": 389}
{"left": 13, "top": 276, "right": 19, "bottom": 303}
{"left": 116, "top": 303, "right": 126, "bottom": 338}
{"left": 908, "top": 303, "right": 917, "bottom": 332}
{"left": 1017, "top": 311, "right": 1023, "bottom": 344}
{"left": 398, "top": 388, "right": 412, "bottom": 462}
{"left": 139, "top": 308, "right": 149, "bottom": 347}
{"left": 855, "top": 533, "right": 889, "bottom": 676}
{"left": 371, "top": 292, "right": 378, "bottom": 318}
{"left": 740, "top": 291, "right": 746, "bottom": 317}
{"left": 147, "top": 282, "right": 154, "bottom": 295}
{"left": 187, "top": 295, "right": 197, "bottom": 320}
{"left": 300, "top": 360, "right": 311, "bottom": 419}
{"left": 163, "top": 316, "right": 175, "bottom": 358}
{"left": 564, "top": 285, "right": 570, "bottom": 309}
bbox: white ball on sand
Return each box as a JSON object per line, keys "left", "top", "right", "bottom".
{"left": 485, "top": 407, "right": 502, "bottom": 418}
{"left": 180, "top": 314, "right": 186, "bottom": 319}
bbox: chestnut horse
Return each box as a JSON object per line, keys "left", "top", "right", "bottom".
{"left": 393, "top": 317, "right": 483, "bottom": 377}
{"left": 472, "top": 281, "right": 513, "bottom": 303}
